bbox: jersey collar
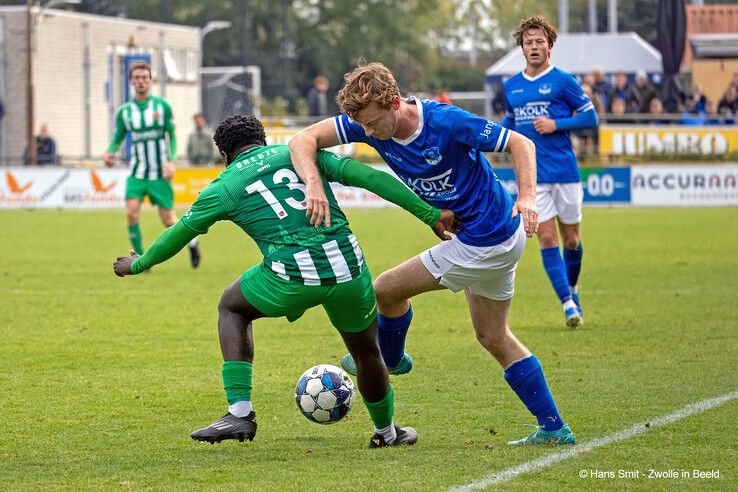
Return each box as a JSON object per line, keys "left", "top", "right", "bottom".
{"left": 391, "top": 97, "right": 424, "bottom": 146}
{"left": 522, "top": 64, "right": 555, "bottom": 82}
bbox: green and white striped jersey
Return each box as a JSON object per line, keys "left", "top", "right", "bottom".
{"left": 181, "top": 145, "right": 367, "bottom": 286}
{"left": 106, "top": 96, "right": 176, "bottom": 180}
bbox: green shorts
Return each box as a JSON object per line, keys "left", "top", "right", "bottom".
{"left": 240, "top": 263, "right": 377, "bottom": 333}
{"left": 125, "top": 176, "right": 174, "bottom": 209}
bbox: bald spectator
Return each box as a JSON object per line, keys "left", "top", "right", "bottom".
{"left": 591, "top": 67, "right": 612, "bottom": 110}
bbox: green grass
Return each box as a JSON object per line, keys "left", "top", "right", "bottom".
{"left": 1, "top": 207, "right": 737, "bottom": 491}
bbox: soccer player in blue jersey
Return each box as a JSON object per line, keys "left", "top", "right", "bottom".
{"left": 501, "top": 16, "right": 599, "bottom": 328}
{"left": 289, "top": 62, "right": 576, "bottom": 445}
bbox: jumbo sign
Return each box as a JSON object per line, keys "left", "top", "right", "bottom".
{"left": 600, "top": 126, "right": 738, "bottom": 156}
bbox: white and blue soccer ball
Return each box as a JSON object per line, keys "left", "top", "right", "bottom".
{"left": 295, "top": 364, "right": 356, "bottom": 424}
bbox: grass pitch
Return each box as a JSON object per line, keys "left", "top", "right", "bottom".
{"left": 1, "top": 207, "right": 736, "bottom": 491}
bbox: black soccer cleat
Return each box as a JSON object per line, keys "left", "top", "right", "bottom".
{"left": 189, "top": 244, "right": 201, "bottom": 268}
{"left": 368, "top": 425, "right": 418, "bottom": 448}
{"left": 191, "top": 411, "right": 257, "bottom": 444}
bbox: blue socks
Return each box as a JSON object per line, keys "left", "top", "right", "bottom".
{"left": 504, "top": 354, "right": 564, "bottom": 431}
{"left": 541, "top": 247, "right": 572, "bottom": 302}
{"left": 563, "top": 243, "right": 583, "bottom": 288}
{"left": 377, "top": 306, "right": 412, "bottom": 368}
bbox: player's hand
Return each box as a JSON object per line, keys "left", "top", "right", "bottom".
{"left": 432, "top": 209, "right": 461, "bottom": 241}
{"left": 163, "top": 161, "right": 176, "bottom": 180}
{"left": 512, "top": 195, "right": 538, "bottom": 237}
{"left": 533, "top": 116, "right": 556, "bottom": 135}
{"left": 114, "top": 250, "right": 139, "bottom": 277}
{"left": 304, "top": 179, "right": 331, "bottom": 227}
{"left": 103, "top": 152, "right": 115, "bottom": 168}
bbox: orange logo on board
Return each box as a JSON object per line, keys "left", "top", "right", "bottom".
{"left": 90, "top": 171, "right": 116, "bottom": 193}
{"left": 5, "top": 172, "right": 32, "bottom": 194}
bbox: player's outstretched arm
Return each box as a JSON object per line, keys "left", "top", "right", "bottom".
{"left": 289, "top": 119, "right": 341, "bottom": 228}
{"left": 113, "top": 221, "right": 198, "bottom": 276}
{"left": 506, "top": 131, "right": 538, "bottom": 237}
{"left": 335, "top": 157, "right": 459, "bottom": 239}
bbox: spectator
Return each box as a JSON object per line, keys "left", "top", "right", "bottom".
{"left": 647, "top": 97, "right": 667, "bottom": 125}
{"left": 591, "top": 67, "right": 612, "bottom": 111}
{"left": 573, "top": 83, "right": 601, "bottom": 155}
{"left": 187, "top": 113, "right": 215, "bottom": 165}
{"left": 491, "top": 84, "right": 506, "bottom": 121}
{"left": 703, "top": 99, "right": 721, "bottom": 125}
{"left": 306, "top": 75, "right": 329, "bottom": 117}
{"left": 24, "top": 124, "right": 57, "bottom": 165}
{"left": 607, "top": 97, "right": 631, "bottom": 124}
{"left": 632, "top": 70, "right": 658, "bottom": 113}
{"left": 686, "top": 85, "right": 707, "bottom": 114}
{"left": 607, "top": 71, "right": 640, "bottom": 113}
{"left": 718, "top": 86, "right": 738, "bottom": 116}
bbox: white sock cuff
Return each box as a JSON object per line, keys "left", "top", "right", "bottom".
{"left": 503, "top": 353, "right": 533, "bottom": 371}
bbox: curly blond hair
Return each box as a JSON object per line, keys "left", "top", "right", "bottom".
{"left": 336, "top": 61, "right": 399, "bottom": 116}
{"left": 512, "top": 16, "right": 558, "bottom": 48}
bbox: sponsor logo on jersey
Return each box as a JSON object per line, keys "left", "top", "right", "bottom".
{"left": 403, "top": 168, "right": 456, "bottom": 198}
{"left": 538, "top": 83, "right": 552, "bottom": 95}
{"left": 130, "top": 129, "right": 163, "bottom": 142}
{"left": 421, "top": 147, "right": 442, "bottom": 166}
{"left": 513, "top": 102, "right": 551, "bottom": 123}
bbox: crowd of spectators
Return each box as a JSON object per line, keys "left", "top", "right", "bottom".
{"left": 580, "top": 68, "right": 738, "bottom": 126}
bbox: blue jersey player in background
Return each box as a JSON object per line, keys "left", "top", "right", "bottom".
{"left": 289, "top": 61, "right": 576, "bottom": 446}
{"left": 502, "top": 16, "right": 599, "bottom": 328}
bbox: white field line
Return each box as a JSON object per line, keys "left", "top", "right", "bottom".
{"left": 448, "top": 390, "right": 738, "bottom": 491}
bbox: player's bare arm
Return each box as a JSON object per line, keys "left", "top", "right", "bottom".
{"left": 506, "top": 131, "right": 538, "bottom": 237}
{"left": 289, "top": 119, "right": 341, "bottom": 227}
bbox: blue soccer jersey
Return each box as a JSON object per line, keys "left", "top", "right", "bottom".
{"left": 333, "top": 98, "right": 520, "bottom": 247}
{"left": 503, "top": 66, "right": 595, "bottom": 183}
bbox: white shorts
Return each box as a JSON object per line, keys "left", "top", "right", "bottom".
{"left": 537, "top": 182, "right": 583, "bottom": 224}
{"left": 419, "top": 221, "right": 526, "bottom": 301}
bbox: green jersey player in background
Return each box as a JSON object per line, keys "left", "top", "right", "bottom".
{"left": 113, "top": 114, "right": 458, "bottom": 447}
{"left": 104, "top": 61, "right": 201, "bottom": 268}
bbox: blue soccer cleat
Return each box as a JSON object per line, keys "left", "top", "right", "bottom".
{"left": 508, "top": 424, "right": 576, "bottom": 446}
{"left": 340, "top": 353, "right": 413, "bottom": 376}
{"left": 571, "top": 287, "right": 583, "bottom": 318}
{"left": 564, "top": 304, "right": 582, "bottom": 329}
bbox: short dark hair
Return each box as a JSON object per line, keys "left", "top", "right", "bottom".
{"left": 128, "top": 61, "right": 152, "bottom": 79}
{"left": 213, "top": 114, "right": 267, "bottom": 161}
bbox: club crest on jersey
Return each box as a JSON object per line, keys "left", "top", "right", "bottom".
{"left": 538, "top": 83, "right": 552, "bottom": 95}
{"left": 422, "top": 147, "right": 442, "bottom": 166}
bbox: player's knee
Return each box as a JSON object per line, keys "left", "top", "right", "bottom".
{"left": 537, "top": 231, "right": 558, "bottom": 249}
{"left": 563, "top": 236, "right": 580, "bottom": 250}
{"left": 126, "top": 210, "right": 139, "bottom": 224}
{"left": 475, "top": 328, "right": 505, "bottom": 355}
{"left": 218, "top": 286, "right": 239, "bottom": 315}
{"left": 373, "top": 273, "right": 398, "bottom": 307}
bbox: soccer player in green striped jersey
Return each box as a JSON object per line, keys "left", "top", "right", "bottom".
{"left": 103, "top": 61, "right": 201, "bottom": 268}
{"left": 113, "top": 114, "right": 458, "bottom": 447}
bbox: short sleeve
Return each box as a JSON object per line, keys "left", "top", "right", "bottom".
{"left": 444, "top": 105, "right": 511, "bottom": 153}
{"left": 563, "top": 74, "right": 595, "bottom": 114}
{"left": 179, "top": 182, "right": 227, "bottom": 234}
{"left": 333, "top": 114, "right": 369, "bottom": 144}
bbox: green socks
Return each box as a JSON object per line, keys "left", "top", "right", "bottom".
{"left": 128, "top": 224, "right": 144, "bottom": 255}
{"left": 363, "top": 385, "right": 394, "bottom": 430}
{"left": 222, "top": 360, "right": 252, "bottom": 404}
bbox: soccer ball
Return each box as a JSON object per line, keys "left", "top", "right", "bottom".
{"left": 295, "top": 364, "right": 356, "bottom": 424}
